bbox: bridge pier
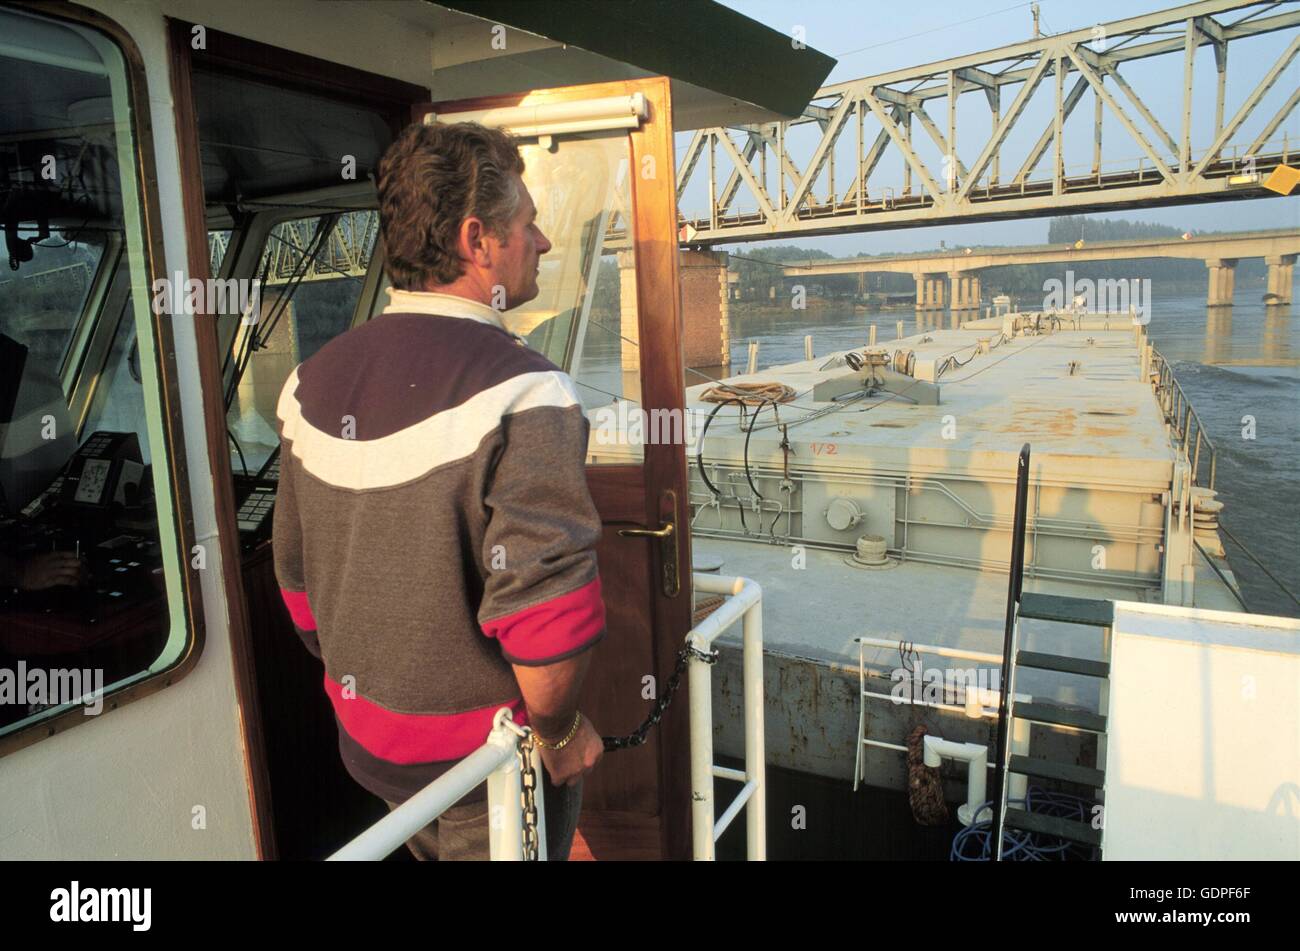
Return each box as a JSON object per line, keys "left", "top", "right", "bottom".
{"left": 948, "top": 273, "right": 981, "bottom": 311}
{"left": 914, "top": 274, "right": 945, "bottom": 310}
{"left": 1265, "top": 254, "right": 1295, "bottom": 304}
{"left": 678, "top": 248, "right": 731, "bottom": 372}
{"left": 1205, "top": 258, "right": 1238, "bottom": 307}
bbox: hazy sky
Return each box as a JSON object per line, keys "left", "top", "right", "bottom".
{"left": 690, "top": 0, "right": 1299, "bottom": 255}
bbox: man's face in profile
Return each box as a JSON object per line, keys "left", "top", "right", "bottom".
{"left": 491, "top": 174, "right": 552, "bottom": 310}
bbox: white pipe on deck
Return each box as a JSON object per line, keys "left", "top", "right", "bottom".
{"left": 923, "top": 735, "right": 988, "bottom": 826}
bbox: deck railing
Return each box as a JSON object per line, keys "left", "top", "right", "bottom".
{"left": 328, "top": 707, "right": 545, "bottom": 861}
{"left": 1148, "top": 345, "right": 1217, "bottom": 490}
{"left": 689, "top": 573, "right": 766, "bottom": 861}
{"left": 329, "top": 573, "right": 767, "bottom": 861}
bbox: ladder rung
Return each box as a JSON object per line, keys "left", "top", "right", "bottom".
{"left": 1013, "top": 701, "right": 1107, "bottom": 733}
{"left": 1008, "top": 754, "right": 1105, "bottom": 787}
{"left": 1004, "top": 807, "right": 1102, "bottom": 847}
{"left": 1018, "top": 592, "right": 1114, "bottom": 627}
{"left": 1016, "top": 650, "right": 1110, "bottom": 678}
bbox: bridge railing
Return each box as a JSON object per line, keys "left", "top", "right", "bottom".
{"left": 1149, "top": 345, "right": 1216, "bottom": 491}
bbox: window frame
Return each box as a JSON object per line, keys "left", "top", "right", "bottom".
{"left": 0, "top": 2, "right": 209, "bottom": 758}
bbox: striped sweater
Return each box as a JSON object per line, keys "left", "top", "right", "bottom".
{"left": 272, "top": 289, "right": 605, "bottom": 803}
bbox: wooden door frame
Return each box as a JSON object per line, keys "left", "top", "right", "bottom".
{"left": 419, "top": 77, "right": 694, "bottom": 859}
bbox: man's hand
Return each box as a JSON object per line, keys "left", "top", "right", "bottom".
{"left": 536, "top": 715, "right": 603, "bottom": 787}
{"left": 19, "top": 552, "right": 85, "bottom": 591}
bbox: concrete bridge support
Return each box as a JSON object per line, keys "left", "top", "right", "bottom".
{"left": 1265, "top": 254, "right": 1295, "bottom": 304}
{"left": 1205, "top": 258, "right": 1237, "bottom": 307}
{"left": 948, "top": 273, "right": 982, "bottom": 310}
{"left": 679, "top": 248, "right": 731, "bottom": 371}
{"left": 914, "top": 274, "right": 945, "bottom": 310}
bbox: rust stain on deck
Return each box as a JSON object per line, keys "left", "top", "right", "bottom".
{"left": 998, "top": 404, "right": 1078, "bottom": 437}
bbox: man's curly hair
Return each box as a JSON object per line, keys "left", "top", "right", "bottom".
{"left": 376, "top": 121, "right": 525, "bottom": 290}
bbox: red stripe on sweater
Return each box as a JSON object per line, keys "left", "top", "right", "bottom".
{"left": 280, "top": 588, "right": 317, "bottom": 631}
{"left": 484, "top": 576, "right": 605, "bottom": 664}
{"left": 324, "top": 675, "right": 528, "bottom": 764}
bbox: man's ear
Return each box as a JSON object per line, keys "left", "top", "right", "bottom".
{"left": 459, "top": 216, "right": 492, "bottom": 268}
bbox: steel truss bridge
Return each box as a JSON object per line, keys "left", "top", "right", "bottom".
{"left": 676, "top": 0, "right": 1300, "bottom": 244}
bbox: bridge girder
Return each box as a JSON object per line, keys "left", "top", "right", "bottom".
{"left": 676, "top": 0, "right": 1300, "bottom": 244}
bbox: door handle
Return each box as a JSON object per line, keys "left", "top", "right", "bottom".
{"left": 616, "top": 504, "right": 680, "bottom": 598}
{"left": 617, "top": 522, "right": 674, "bottom": 539}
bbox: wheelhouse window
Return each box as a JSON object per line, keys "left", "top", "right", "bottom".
{"left": 225, "top": 211, "right": 377, "bottom": 475}
{"left": 0, "top": 8, "right": 191, "bottom": 742}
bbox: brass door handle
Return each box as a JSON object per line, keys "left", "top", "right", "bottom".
{"left": 616, "top": 506, "right": 679, "bottom": 598}
{"left": 617, "top": 522, "right": 674, "bottom": 539}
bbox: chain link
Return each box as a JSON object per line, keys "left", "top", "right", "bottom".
{"left": 601, "top": 645, "right": 718, "bottom": 752}
{"left": 506, "top": 641, "right": 717, "bottom": 857}
{"left": 517, "top": 731, "right": 541, "bottom": 861}
{"left": 508, "top": 644, "right": 715, "bottom": 858}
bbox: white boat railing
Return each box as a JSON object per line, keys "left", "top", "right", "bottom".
{"left": 328, "top": 573, "right": 767, "bottom": 862}
{"left": 689, "top": 573, "right": 766, "bottom": 861}
{"left": 328, "top": 707, "right": 546, "bottom": 861}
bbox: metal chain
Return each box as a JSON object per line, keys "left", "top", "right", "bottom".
{"left": 506, "top": 643, "right": 715, "bottom": 858}
{"left": 601, "top": 645, "right": 718, "bottom": 752}
{"left": 516, "top": 731, "right": 541, "bottom": 861}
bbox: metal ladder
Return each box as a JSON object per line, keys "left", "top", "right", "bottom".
{"left": 988, "top": 445, "right": 1111, "bottom": 860}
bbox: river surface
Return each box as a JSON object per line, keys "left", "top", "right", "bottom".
{"left": 721, "top": 284, "right": 1300, "bottom": 618}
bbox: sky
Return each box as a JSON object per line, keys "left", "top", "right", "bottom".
{"left": 690, "top": 0, "right": 1300, "bottom": 255}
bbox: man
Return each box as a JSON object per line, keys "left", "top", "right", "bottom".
{"left": 272, "top": 121, "right": 605, "bottom": 861}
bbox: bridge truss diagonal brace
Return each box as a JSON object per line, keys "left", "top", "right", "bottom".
{"left": 675, "top": 130, "right": 708, "bottom": 202}
{"left": 782, "top": 93, "right": 857, "bottom": 218}
{"left": 873, "top": 86, "right": 969, "bottom": 183}
{"left": 1014, "top": 75, "right": 1089, "bottom": 185}
{"left": 957, "top": 51, "right": 1053, "bottom": 201}
{"left": 712, "top": 130, "right": 776, "bottom": 221}
{"left": 863, "top": 89, "right": 944, "bottom": 202}
{"left": 1190, "top": 31, "right": 1300, "bottom": 179}
{"left": 1063, "top": 43, "right": 1175, "bottom": 184}
{"left": 841, "top": 117, "right": 895, "bottom": 205}
{"left": 714, "top": 131, "right": 762, "bottom": 215}
{"left": 1100, "top": 63, "right": 1180, "bottom": 160}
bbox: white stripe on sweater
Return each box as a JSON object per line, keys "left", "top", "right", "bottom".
{"left": 276, "top": 367, "right": 581, "bottom": 490}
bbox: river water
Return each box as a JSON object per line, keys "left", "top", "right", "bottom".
{"left": 721, "top": 286, "right": 1300, "bottom": 618}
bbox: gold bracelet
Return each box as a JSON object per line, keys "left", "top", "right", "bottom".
{"left": 533, "top": 711, "right": 582, "bottom": 750}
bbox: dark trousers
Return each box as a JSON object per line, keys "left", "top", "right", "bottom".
{"left": 385, "top": 771, "right": 582, "bottom": 861}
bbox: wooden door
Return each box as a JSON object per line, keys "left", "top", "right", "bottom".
{"left": 418, "top": 76, "right": 692, "bottom": 860}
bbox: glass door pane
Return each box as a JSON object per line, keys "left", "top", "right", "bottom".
{"left": 509, "top": 134, "right": 642, "bottom": 463}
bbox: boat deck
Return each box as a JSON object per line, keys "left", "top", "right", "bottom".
{"left": 694, "top": 536, "right": 1123, "bottom": 707}
{"left": 695, "top": 532, "right": 1242, "bottom": 712}
{"left": 681, "top": 322, "right": 1176, "bottom": 488}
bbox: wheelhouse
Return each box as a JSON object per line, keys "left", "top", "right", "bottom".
{"left": 0, "top": 0, "right": 833, "bottom": 860}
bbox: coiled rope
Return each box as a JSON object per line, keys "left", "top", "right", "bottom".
{"left": 700, "top": 381, "right": 797, "bottom": 405}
